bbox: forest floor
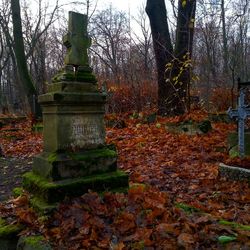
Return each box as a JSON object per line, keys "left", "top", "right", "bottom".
{"left": 0, "top": 157, "right": 31, "bottom": 201}
{"left": 0, "top": 111, "right": 250, "bottom": 249}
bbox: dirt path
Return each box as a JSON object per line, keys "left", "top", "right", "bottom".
{"left": 0, "top": 157, "right": 32, "bottom": 201}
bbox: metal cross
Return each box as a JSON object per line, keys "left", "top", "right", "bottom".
{"left": 63, "top": 11, "right": 91, "bottom": 67}
{"left": 228, "top": 87, "right": 250, "bottom": 157}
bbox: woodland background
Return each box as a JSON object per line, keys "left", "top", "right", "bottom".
{"left": 0, "top": 0, "right": 249, "bottom": 114}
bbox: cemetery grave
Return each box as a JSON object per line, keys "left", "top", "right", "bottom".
{"left": 218, "top": 79, "right": 250, "bottom": 181}
{"left": 1, "top": 109, "right": 250, "bottom": 249}
{"left": 0, "top": 10, "right": 250, "bottom": 250}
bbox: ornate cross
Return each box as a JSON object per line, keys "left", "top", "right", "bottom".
{"left": 63, "top": 11, "right": 91, "bottom": 67}
{"left": 228, "top": 85, "right": 250, "bottom": 157}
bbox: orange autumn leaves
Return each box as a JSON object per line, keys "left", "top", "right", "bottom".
{"left": 0, "top": 118, "right": 42, "bottom": 158}
{"left": 0, "top": 111, "right": 250, "bottom": 248}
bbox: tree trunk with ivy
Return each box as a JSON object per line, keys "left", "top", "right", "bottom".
{"left": 146, "top": 0, "right": 196, "bottom": 116}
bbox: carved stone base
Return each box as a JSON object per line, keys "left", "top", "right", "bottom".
{"left": 33, "top": 147, "right": 117, "bottom": 181}
{"left": 23, "top": 170, "right": 128, "bottom": 204}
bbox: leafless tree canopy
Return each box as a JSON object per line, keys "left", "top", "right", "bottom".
{"left": 0, "top": 0, "right": 249, "bottom": 114}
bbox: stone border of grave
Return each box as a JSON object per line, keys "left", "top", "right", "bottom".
{"left": 219, "top": 163, "right": 250, "bottom": 181}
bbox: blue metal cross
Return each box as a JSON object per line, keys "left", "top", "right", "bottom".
{"left": 228, "top": 88, "right": 250, "bottom": 157}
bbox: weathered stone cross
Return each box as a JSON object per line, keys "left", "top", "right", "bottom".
{"left": 228, "top": 82, "right": 250, "bottom": 157}
{"left": 63, "top": 11, "right": 91, "bottom": 67}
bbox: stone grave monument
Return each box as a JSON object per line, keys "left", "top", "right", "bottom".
{"left": 23, "top": 11, "right": 128, "bottom": 211}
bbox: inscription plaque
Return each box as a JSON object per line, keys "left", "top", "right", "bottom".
{"left": 70, "top": 116, "right": 105, "bottom": 148}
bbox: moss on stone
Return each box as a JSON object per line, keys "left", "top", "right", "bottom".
{"left": 24, "top": 235, "right": 44, "bottom": 245}
{"left": 23, "top": 170, "right": 128, "bottom": 203}
{"left": 12, "top": 187, "right": 24, "bottom": 197}
{"left": 0, "top": 222, "right": 23, "bottom": 239}
{"left": 30, "top": 197, "right": 58, "bottom": 215}
{"left": 46, "top": 148, "right": 116, "bottom": 165}
{"left": 17, "top": 235, "right": 52, "bottom": 250}
{"left": 47, "top": 152, "right": 58, "bottom": 164}
{"left": 69, "top": 148, "right": 117, "bottom": 161}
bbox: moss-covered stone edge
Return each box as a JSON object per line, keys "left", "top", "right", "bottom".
{"left": 18, "top": 235, "right": 53, "bottom": 250}
{"left": 23, "top": 170, "right": 129, "bottom": 203}
{"left": 0, "top": 218, "right": 24, "bottom": 239}
{"left": 47, "top": 147, "right": 117, "bottom": 164}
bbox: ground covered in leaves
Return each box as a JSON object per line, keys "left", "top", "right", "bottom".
{"left": 0, "top": 111, "right": 250, "bottom": 249}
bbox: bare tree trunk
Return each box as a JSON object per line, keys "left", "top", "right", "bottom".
{"left": 146, "top": 0, "right": 173, "bottom": 115}
{"left": 172, "top": 0, "right": 196, "bottom": 113}
{"left": 221, "top": 0, "right": 229, "bottom": 76}
{"left": 146, "top": 0, "right": 196, "bottom": 115}
{"left": 10, "top": 0, "right": 39, "bottom": 114}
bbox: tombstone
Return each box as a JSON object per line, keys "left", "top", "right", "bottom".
{"left": 23, "top": 11, "right": 128, "bottom": 212}
{"left": 227, "top": 78, "right": 250, "bottom": 157}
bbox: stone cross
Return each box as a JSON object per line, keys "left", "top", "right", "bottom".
{"left": 63, "top": 11, "right": 91, "bottom": 67}
{"left": 228, "top": 85, "right": 250, "bottom": 157}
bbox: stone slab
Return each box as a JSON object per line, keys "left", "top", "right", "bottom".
{"left": 0, "top": 218, "right": 24, "bottom": 250}
{"left": 17, "top": 235, "right": 52, "bottom": 250}
{"left": 48, "top": 82, "right": 98, "bottom": 93}
{"left": 219, "top": 163, "right": 250, "bottom": 181}
{"left": 32, "top": 148, "right": 117, "bottom": 180}
{"left": 39, "top": 92, "right": 106, "bottom": 104}
{"left": 23, "top": 170, "right": 129, "bottom": 203}
{"left": 42, "top": 113, "right": 106, "bottom": 152}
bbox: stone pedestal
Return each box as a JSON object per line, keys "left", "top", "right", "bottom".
{"left": 23, "top": 75, "right": 128, "bottom": 213}
{"left": 23, "top": 11, "right": 128, "bottom": 213}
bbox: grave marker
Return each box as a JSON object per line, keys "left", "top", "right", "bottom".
{"left": 228, "top": 78, "right": 250, "bottom": 157}
{"left": 23, "top": 11, "right": 128, "bottom": 212}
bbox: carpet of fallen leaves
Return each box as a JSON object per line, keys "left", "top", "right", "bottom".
{"left": 0, "top": 118, "right": 42, "bottom": 158}
{"left": 0, "top": 111, "right": 250, "bottom": 249}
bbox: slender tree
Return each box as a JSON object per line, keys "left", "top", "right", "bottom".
{"left": 10, "top": 0, "right": 38, "bottom": 113}
{"left": 146, "top": 0, "right": 196, "bottom": 115}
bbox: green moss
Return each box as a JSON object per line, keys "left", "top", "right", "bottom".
{"left": 219, "top": 220, "right": 250, "bottom": 231}
{"left": 0, "top": 218, "right": 5, "bottom": 226}
{"left": 30, "top": 197, "right": 58, "bottom": 215}
{"left": 25, "top": 236, "right": 44, "bottom": 245}
{"left": 76, "top": 71, "right": 97, "bottom": 83}
{"left": 69, "top": 148, "right": 117, "bottom": 161}
{"left": 0, "top": 223, "right": 23, "bottom": 238}
{"left": 23, "top": 170, "right": 128, "bottom": 203}
{"left": 23, "top": 172, "right": 56, "bottom": 189}
{"left": 229, "top": 146, "right": 240, "bottom": 158}
{"left": 12, "top": 187, "right": 24, "bottom": 197}
{"left": 47, "top": 152, "right": 58, "bottom": 164}
{"left": 175, "top": 202, "right": 201, "bottom": 214}
{"left": 18, "top": 235, "right": 52, "bottom": 250}
{"left": 47, "top": 148, "right": 116, "bottom": 165}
